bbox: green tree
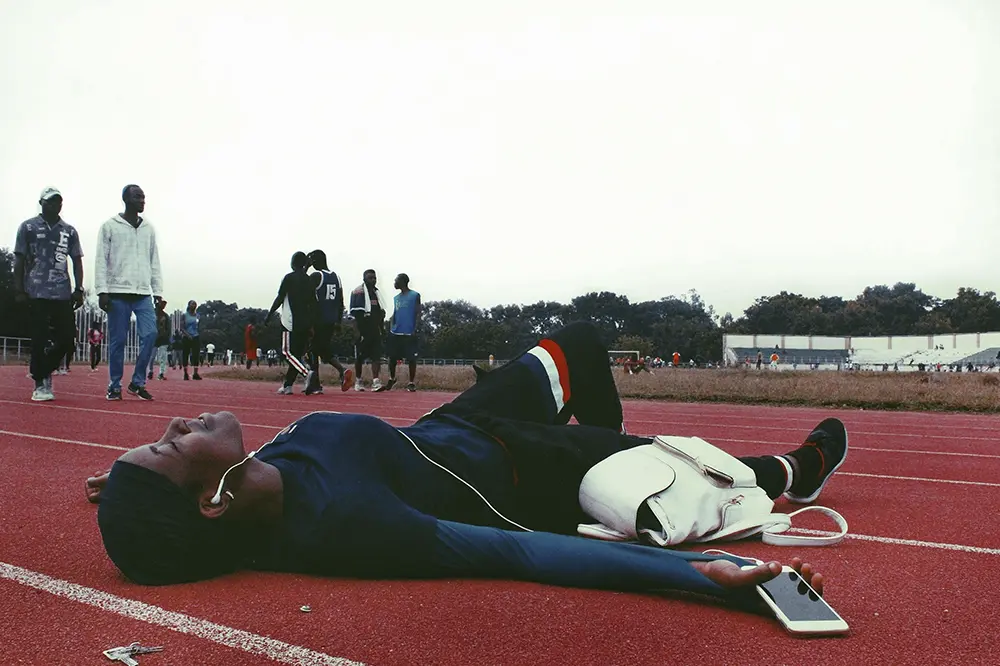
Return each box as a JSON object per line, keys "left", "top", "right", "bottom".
{"left": 938, "top": 288, "right": 1000, "bottom": 333}
{"left": 613, "top": 334, "right": 653, "bottom": 357}
{"left": 569, "top": 292, "right": 631, "bottom": 344}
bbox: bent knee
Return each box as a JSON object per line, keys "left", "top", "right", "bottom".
{"left": 550, "top": 321, "right": 605, "bottom": 348}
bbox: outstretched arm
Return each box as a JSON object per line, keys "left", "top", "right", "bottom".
{"left": 431, "top": 521, "right": 739, "bottom": 596}
{"left": 266, "top": 275, "right": 290, "bottom": 322}
{"left": 432, "top": 522, "right": 825, "bottom": 598}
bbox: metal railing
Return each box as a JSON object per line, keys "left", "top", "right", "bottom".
{"left": 1, "top": 336, "right": 510, "bottom": 369}
{"left": 1, "top": 337, "right": 30, "bottom": 363}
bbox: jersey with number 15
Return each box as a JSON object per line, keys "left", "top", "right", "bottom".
{"left": 315, "top": 269, "right": 344, "bottom": 325}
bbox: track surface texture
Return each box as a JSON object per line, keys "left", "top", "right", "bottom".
{"left": 1, "top": 364, "right": 998, "bottom": 665}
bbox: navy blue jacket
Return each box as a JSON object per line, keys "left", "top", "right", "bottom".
{"left": 251, "top": 412, "right": 737, "bottom": 596}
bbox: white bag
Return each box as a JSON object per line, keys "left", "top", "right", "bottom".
{"left": 577, "top": 435, "right": 847, "bottom": 547}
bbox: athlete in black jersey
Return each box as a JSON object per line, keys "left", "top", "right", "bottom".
{"left": 264, "top": 251, "right": 316, "bottom": 394}
{"left": 304, "top": 250, "right": 353, "bottom": 394}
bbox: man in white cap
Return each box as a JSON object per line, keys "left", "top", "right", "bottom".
{"left": 12, "top": 187, "right": 85, "bottom": 401}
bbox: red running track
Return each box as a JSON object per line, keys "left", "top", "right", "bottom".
{"left": 1, "top": 365, "right": 998, "bottom": 665}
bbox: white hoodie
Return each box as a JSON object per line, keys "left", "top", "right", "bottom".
{"left": 94, "top": 215, "right": 164, "bottom": 297}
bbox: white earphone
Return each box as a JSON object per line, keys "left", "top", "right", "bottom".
{"left": 210, "top": 452, "right": 257, "bottom": 505}
{"left": 207, "top": 422, "right": 295, "bottom": 504}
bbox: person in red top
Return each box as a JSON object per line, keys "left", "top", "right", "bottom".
{"left": 672, "top": 351, "right": 680, "bottom": 367}
{"left": 244, "top": 317, "right": 259, "bottom": 370}
{"left": 88, "top": 323, "right": 104, "bottom": 371}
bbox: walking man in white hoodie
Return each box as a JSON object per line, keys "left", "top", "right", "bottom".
{"left": 94, "top": 185, "right": 163, "bottom": 401}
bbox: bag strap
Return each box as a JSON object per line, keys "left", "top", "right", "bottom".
{"left": 762, "top": 506, "right": 848, "bottom": 546}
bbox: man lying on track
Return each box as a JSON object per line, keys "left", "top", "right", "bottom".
{"left": 86, "top": 322, "right": 846, "bottom": 607}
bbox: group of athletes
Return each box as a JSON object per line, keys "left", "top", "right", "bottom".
{"left": 262, "top": 250, "right": 422, "bottom": 395}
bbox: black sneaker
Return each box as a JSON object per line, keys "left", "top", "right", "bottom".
{"left": 127, "top": 383, "right": 154, "bottom": 401}
{"left": 383, "top": 378, "right": 397, "bottom": 392}
{"left": 304, "top": 372, "right": 324, "bottom": 395}
{"left": 406, "top": 382, "right": 416, "bottom": 392}
{"left": 106, "top": 387, "right": 122, "bottom": 401}
{"left": 784, "top": 418, "right": 848, "bottom": 504}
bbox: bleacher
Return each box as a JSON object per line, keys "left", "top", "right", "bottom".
{"left": 730, "top": 347, "right": 849, "bottom": 366}
{"left": 956, "top": 348, "right": 1000, "bottom": 366}
{"left": 851, "top": 347, "right": 1000, "bottom": 369}
{"left": 724, "top": 332, "right": 1000, "bottom": 372}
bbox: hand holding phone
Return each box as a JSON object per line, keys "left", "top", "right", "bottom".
{"left": 745, "top": 564, "right": 849, "bottom": 636}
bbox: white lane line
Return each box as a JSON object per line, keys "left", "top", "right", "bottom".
{"left": 839, "top": 471, "right": 1000, "bottom": 487}
{"left": 0, "top": 561, "right": 365, "bottom": 666}
{"left": 627, "top": 417, "right": 1000, "bottom": 441}
{"left": 704, "top": 437, "right": 1000, "bottom": 459}
{"left": 788, "top": 529, "right": 1000, "bottom": 556}
{"left": 1, "top": 429, "right": 996, "bottom": 493}
{"left": 0, "top": 399, "right": 411, "bottom": 427}
{"left": 0, "top": 430, "right": 127, "bottom": 451}
{"left": 0, "top": 399, "right": 991, "bottom": 454}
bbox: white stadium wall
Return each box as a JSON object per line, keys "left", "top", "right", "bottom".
{"left": 723, "top": 331, "right": 1000, "bottom": 369}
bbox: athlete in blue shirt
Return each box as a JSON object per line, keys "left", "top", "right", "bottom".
{"left": 88, "top": 322, "right": 842, "bottom": 604}
{"left": 385, "top": 273, "right": 421, "bottom": 392}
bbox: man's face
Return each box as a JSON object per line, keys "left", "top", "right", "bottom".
{"left": 124, "top": 186, "right": 146, "bottom": 213}
{"left": 394, "top": 275, "right": 404, "bottom": 290}
{"left": 364, "top": 272, "right": 377, "bottom": 288}
{"left": 116, "top": 412, "right": 246, "bottom": 490}
{"left": 40, "top": 195, "right": 63, "bottom": 218}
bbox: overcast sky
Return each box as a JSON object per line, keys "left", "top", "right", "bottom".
{"left": 2, "top": 0, "right": 997, "bottom": 318}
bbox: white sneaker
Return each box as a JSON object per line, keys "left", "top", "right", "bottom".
{"left": 354, "top": 380, "right": 365, "bottom": 392}
{"left": 276, "top": 385, "right": 293, "bottom": 395}
{"left": 371, "top": 378, "right": 383, "bottom": 391}
{"left": 31, "top": 387, "right": 54, "bottom": 402}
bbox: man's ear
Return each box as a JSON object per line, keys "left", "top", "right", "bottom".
{"left": 198, "top": 489, "right": 231, "bottom": 519}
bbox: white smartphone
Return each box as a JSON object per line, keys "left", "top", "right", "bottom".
{"left": 747, "top": 565, "right": 849, "bottom": 636}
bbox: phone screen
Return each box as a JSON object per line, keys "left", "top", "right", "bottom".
{"left": 758, "top": 570, "right": 841, "bottom": 622}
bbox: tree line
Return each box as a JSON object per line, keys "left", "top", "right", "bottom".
{"left": 2, "top": 247, "right": 999, "bottom": 360}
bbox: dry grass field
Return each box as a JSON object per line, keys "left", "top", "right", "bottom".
{"left": 212, "top": 363, "right": 1000, "bottom": 412}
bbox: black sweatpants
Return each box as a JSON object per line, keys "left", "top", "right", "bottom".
{"left": 424, "top": 322, "right": 788, "bottom": 534}
{"left": 282, "top": 328, "right": 311, "bottom": 386}
{"left": 182, "top": 336, "right": 201, "bottom": 368}
{"left": 28, "top": 298, "right": 75, "bottom": 382}
{"left": 90, "top": 343, "right": 101, "bottom": 369}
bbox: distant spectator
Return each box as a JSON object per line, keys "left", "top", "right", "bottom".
{"left": 149, "top": 299, "right": 171, "bottom": 381}
{"left": 88, "top": 322, "right": 104, "bottom": 371}
{"left": 181, "top": 300, "right": 203, "bottom": 381}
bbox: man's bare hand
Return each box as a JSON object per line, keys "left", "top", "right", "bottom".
{"left": 691, "top": 557, "right": 824, "bottom": 596}
{"left": 85, "top": 470, "right": 110, "bottom": 503}
{"left": 98, "top": 294, "right": 110, "bottom": 312}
